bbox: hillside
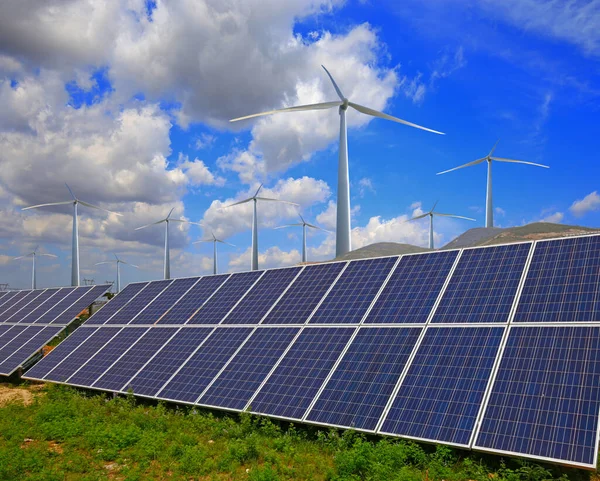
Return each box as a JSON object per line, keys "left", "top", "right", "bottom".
{"left": 334, "top": 242, "right": 429, "bottom": 261}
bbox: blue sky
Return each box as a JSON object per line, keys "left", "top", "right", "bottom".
{"left": 0, "top": 0, "right": 598, "bottom": 289}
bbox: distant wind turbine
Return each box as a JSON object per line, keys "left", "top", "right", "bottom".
{"left": 222, "top": 184, "right": 298, "bottom": 271}
{"left": 193, "top": 231, "right": 235, "bottom": 275}
{"left": 14, "top": 246, "right": 58, "bottom": 289}
{"left": 22, "top": 184, "right": 122, "bottom": 287}
{"left": 95, "top": 254, "right": 138, "bottom": 292}
{"left": 275, "top": 214, "right": 330, "bottom": 263}
{"left": 135, "top": 208, "right": 202, "bottom": 280}
{"left": 231, "top": 65, "right": 444, "bottom": 257}
{"left": 437, "top": 141, "right": 549, "bottom": 228}
{"left": 406, "top": 201, "right": 475, "bottom": 249}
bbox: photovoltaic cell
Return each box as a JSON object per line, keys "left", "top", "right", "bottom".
{"left": 34, "top": 287, "right": 91, "bottom": 324}
{"left": 0, "top": 326, "right": 63, "bottom": 375}
{"left": 0, "top": 324, "right": 14, "bottom": 337}
{"left": 50, "top": 285, "right": 109, "bottom": 325}
{"left": 0, "top": 290, "right": 42, "bottom": 322}
{"left": 105, "top": 281, "right": 172, "bottom": 325}
{"left": 475, "top": 326, "right": 600, "bottom": 467}
{"left": 158, "top": 327, "right": 253, "bottom": 403}
{"left": 262, "top": 263, "right": 347, "bottom": 325}
{"left": 309, "top": 257, "right": 398, "bottom": 324}
{"left": 250, "top": 327, "right": 355, "bottom": 419}
{"left": 157, "top": 275, "right": 230, "bottom": 324}
{"left": 432, "top": 243, "right": 531, "bottom": 323}
{"left": 365, "top": 251, "right": 458, "bottom": 324}
{"left": 23, "top": 288, "right": 75, "bottom": 323}
{"left": 187, "top": 271, "right": 262, "bottom": 325}
{"left": 128, "top": 278, "right": 199, "bottom": 325}
{"left": 199, "top": 327, "right": 299, "bottom": 410}
{"left": 515, "top": 236, "right": 600, "bottom": 322}
{"left": 0, "top": 292, "right": 19, "bottom": 313}
{"left": 0, "top": 291, "right": 30, "bottom": 318}
{"left": 222, "top": 267, "right": 302, "bottom": 324}
{"left": 7, "top": 289, "right": 60, "bottom": 323}
{"left": 0, "top": 325, "right": 44, "bottom": 361}
{"left": 124, "top": 327, "right": 213, "bottom": 396}
{"left": 306, "top": 327, "right": 421, "bottom": 431}
{"left": 380, "top": 326, "right": 504, "bottom": 445}
{"left": 0, "top": 325, "right": 25, "bottom": 348}
{"left": 85, "top": 282, "right": 149, "bottom": 325}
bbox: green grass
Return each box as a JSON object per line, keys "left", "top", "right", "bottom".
{"left": 0, "top": 383, "right": 592, "bottom": 480}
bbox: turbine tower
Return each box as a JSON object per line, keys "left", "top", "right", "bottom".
{"left": 14, "top": 247, "right": 57, "bottom": 289}
{"left": 406, "top": 201, "right": 475, "bottom": 249}
{"left": 275, "top": 214, "right": 330, "bottom": 263}
{"left": 95, "top": 254, "right": 138, "bottom": 292}
{"left": 223, "top": 184, "right": 298, "bottom": 271}
{"left": 437, "top": 141, "right": 549, "bottom": 228}
{"left": 135, "top": 208, "right": 201, "bottom": 280}
{"left": 22, "top": 184, "right": 122, "bottom": 287}
{"left": 193, "top": 232, "right": 235, "bottom": 275}
{"left": 231, "top": 65, "right": 444, "bottom": 257}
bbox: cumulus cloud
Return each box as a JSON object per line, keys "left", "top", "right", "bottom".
{"left": 229, "top": 246, "right": 301, "bottom": 271}
{"left": 570, "top": 191, "right": 600, "bottom": 217}
{"left": 541, "top": 211, "right": 564, "bottom": 223}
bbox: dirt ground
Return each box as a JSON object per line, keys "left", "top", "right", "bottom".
{"left": 0, "top": 383, "right": 44, "bottom": 407}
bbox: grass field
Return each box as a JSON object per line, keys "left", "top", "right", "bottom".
{"left": 0, "top": 382, "right": 592, "bottom": 481}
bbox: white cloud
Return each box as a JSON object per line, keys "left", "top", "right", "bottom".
{"left": 229, "top": 246, "right": 301, "bottom": 271}
{"left": 430, "top": 45, "right": 466, "bottom": 88}
{"left": 570, "top": 191, "right": 600, "bottom": 217}
{"left": 358, "top": 177, "right": 375, "bottom": 197}
{"left": 495, "top": 207, "right": 506, "bottom": 216}
{"left": 194, "top": 133, "right": 216, "bottom": 150}
{"left": 541, "top": 211, "right": 564, "bottom": 223}
{"left": 179, "top": 154, "right": 225, "bottom": 186}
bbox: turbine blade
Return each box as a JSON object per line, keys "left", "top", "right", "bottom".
{"left": 299, "top": 213, "right": 306, "bottom": 224}
{"left": 65, "top": 183, "right": 76, "bottom": 200}
{"left": 490, "top": 157, "right": 550, "bottom": 168}
{"left": 434, "top": 213, "right": 476, "bottom": 221}
{"left": 217, "top": 240, "right": 236, "bottom": 247}
{"left": 78, "top": 200, "right": 123, "bottom": 216}
{"left": 306, "top": 223, "right": 332, "bottom": 233}
{"left": 230, "top": 101, "right": 342, "bottom": 122}
{"left": 13, "top": 255, "right": 28, "bottom": 260}
{"left": 489, "top": 139, "right": 500, "bottom": 157}
{"left": 255, "top": 197, "right": 299, "bottom": 206}
{"left": 436, "top": 157, "right": 486, "bottom": 175}
{"left": 94, "top": 261, "right": 113, "bottom": 266}
{"left": 254, "top": 183, "right": 263, "bottom": 198}
{"left": 274, "top": 224, "right": 302, "bottom": 229}
{"left": 168, "top": 219, "right": 203, "bottom": 226}
{"left": 39, "top": 253, "right": 58, "bottom": 258}
{"left": 321, "top": 65, "right": 345, "bottom": 100}
{"left": 348, "top": 102, "right": 445, "bottom": 135}
{"left": 166, "top": 207, "right": 174, "bottom": 219}
{"left": 192, "top": 239, "right": 213, "bottom": 244}
{"left": 222, "top": 198, "right": 253, "bottom": 209}
{"left": 431, "top": 200, "right": 439, "bottom": 213}
{"left": 122, "top": 260, "right": 139, "bottom": 268}
{"left": 135, "top": 219, "right": 165, "bottom": 230}
{"left": 22, "top": 200, "right": 73, "bottom": 210}
{"left": 405, "top": 213, "right": 429, "bottom": 222}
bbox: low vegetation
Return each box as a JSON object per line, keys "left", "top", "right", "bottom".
{"left": 0, "top": 383, "right": 591, "bottom": 480}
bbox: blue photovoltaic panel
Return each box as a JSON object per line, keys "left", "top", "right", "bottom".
{"left": 187, "top": 271, "right": 262, "bottom": 325}
{"left": 157, "top": 275, "right": 230, "bottom": 324}
{"left": 222, "top": 268, "right": 302, "bottom": 324}
{"left": 475, "top": 326, "right": 600, "bottom": 467}
{"left": 34, "top": 287, "right": 90, "bottom": 324}
{"left": 124, "top": 327, "right": 213, "bottom": 396}
{"left": 0, "top": 292, "right": 19, "bottom": 313}
{"left": 7, "top": 289, "right": 60, "bottom": 323}
{"left": 432, "top": 243, "right": 531, "bottom": 324}
{"left": 67, "top": 327, "right": 149, "bottom": 387}
{"left": 0, "top": 325, "right": 25, "bottom": 348}
{"left": 262, "top": 263, "right": 347, "bottom": 325}
{"left": 199, "top": 327, "right": 299, "bottom": 410}
{"left": 0, "top": 292, "right": 8, "bottom": 303}
{"left": 44, "top": 327, "right": 122, "bottom": 383}
{"left": 309, "top": 257, "right": 398, "bottom": 324}
{"left": 0, "top": 324, "right": 13, "bottom": 337}
{"left": 21, "top": 288, "right": 74, "bottom": 323}
{"left": 92, "top": 328, "right": 179, "bottom": 391}
{"left": 0, "top": 326, "right": 63, "bottom": 375}
{"left": 24, "top": 327, "right": 98, "bottom": 380}
{"left": 128, "top": 278, "right": 199, "bottom": 325}
{"left": 158, "top": 327, "right": 253, "bottom": 403}
{"left": 85, "top": 282, "right": 149, "bottom": 325}
{"left": 365, "top": 251, "right": 458, "bottom": 324}
{"left": 306, "top": 327, "right": 421, "bottom": 431}
{"left": 0, "top": 291, "right": 30, "bottom": 318}
{"left": 515, "top": 236, "right": 600, "bottom": 322}
{"left": 105, "top": 281, "right": 172, "bottom": 325}
{"left": 0, "top": 325, "right": 44, "bottom": 361}
{"left": 49, "top": 285, "right": 110, "bottom": 325}
{"left": 250, "top": 327, "right": 355, "bottom": 419}
{"left": 380, "top": 326, "right": 504, "bottom": 445}
{"left": 0, "top": 290, "right": 42, "bottom": 322}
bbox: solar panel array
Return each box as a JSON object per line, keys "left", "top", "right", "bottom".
{"left": 0, "top": 284, "right": 109, "bottom": 376}
{"left": 23, "top": 235, "right": 600, "bottom": 469}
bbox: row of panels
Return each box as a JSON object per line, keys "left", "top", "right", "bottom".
{"left": 24, "top": 323, "right": 600, "bottom": 468}
{"left": 0, "top": 324, "right": 64, "bottom": 375}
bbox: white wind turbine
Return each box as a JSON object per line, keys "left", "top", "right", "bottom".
{"left": 231, "top": 65, "right": 444, "bottom": 257}
{"left": 406, "top": 201, "right": 475, "bottom": 249}
{"left": 222, "top": 184, "right": 298, "bottom": 271}
{"left": 22, "top": 184, "right": 122, "bottom": 287}
{"left": 193, "top": 231, "right": 235, "bottom": 275}
{"left": 274, "top": 214, "right": 330, "bottom": 263}
{"left": 437, "top": 140, "right": 549, "bottom": 228}
{"left": 95, "top": 254, "right": 138, "bottom": 292}
{"left": 14, "top": 246, "right": 58, "bottom": 290}
{"left": 135, "top": 208, "right": 202, "bottom": 280}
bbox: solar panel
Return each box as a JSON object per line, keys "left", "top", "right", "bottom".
{"left": 104, "top": 280, "right": 172, "bottom": 325}
{"left": 365, "top": 251, "right": 458, "bottom": 324}
{"left": 0, "top": 324, "right": 14, "bottom": 337}
{"left": 432, "top": 243, "right": 531, "bottom": 324}
{"left": 250, "top": 327, "right": 355, "bottom": 419}
{"left": 0, "top": 291, "right": 30, "bottom": 317}
{"left": 309, "top": 257, "right": 398, "bottom": 324}
{"left": 0, "top": 290, "right": 42, "bottom": 322}
{"left": 85, "top": 282, "right": 149, "bottom": 325}
{"left": 33, "top": 287, "right": 89, "bottom": 324}
{"left": 22, "top": 288, "right": 75, "bottom": 323}
{"left": 262, "top": 263, "right": 347, "bottom": 325}
{"left": 379, "top": 326, "right": 504, "bottom": 446}
{"left": 0, "top": 325, "right": 44, "bottom": 362}
{"left": 187, "top": 271, "right": 262, "bottom": 325}
{"left": 515, "top": 236, "right": 600, "bottom": 322}
{"left": 49, "top": 285, "right": 109, "bottom": 325}
{"left": 199, "top": 327, "right": 299, "bottom": 410}
{"left": 306, "top": 327, "right": 421, "bottom": 431}
{"left": 474, "top": 325, "right": 600, "bottom": 468}
{"left": 221, "top": 267, "right": 302, "bottom": 324}
{"left": 6, "top": 288, "right": 60, "bottom": 323}
{"left": 0, "top": 325, "right": 25, "bottom": 348}
{"left": 0, "top": 326, "right": 63, "bottom": 375}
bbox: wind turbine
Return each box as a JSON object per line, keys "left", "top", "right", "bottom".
{"left": 406, "top": 201, "right": 475, "bottom": 249}
{"left": 437, "top": 141, "right": 549, "bottom": 228}
{"left": 14, "top": 247, "right": 58, "bottom": 289}
{"left": 193, "top": 232, "right": 235, "bottom": 275}
{"left": 230, "top": 65, "right": 444, "bottom": 257}
{"left": 222, "top": 184, "right": 298, "bottom": 271}
{"left": 95, "top": 254, "right": 138, "bottom": 292}
{"left": 135, "top": 208, "right": 202, "bottom": 280}
{"left": 274, "top": 214, "right": 330, "bottom": 263}
{"left": 22, "top": 184, "right": 122, "bottom": 287}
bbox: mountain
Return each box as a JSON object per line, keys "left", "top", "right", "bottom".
{"left": 334, "top": 242, "right": 429, "bottom": 261}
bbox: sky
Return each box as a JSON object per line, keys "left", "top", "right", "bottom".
{"left": 0, "top": 0, "right": 599, "bottom": 289}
